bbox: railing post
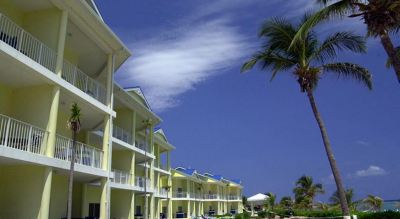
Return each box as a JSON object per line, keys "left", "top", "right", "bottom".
{"left": 18, "top": 29, "right": 24, "bottom": 51}
{"left": 4, "top": 117, "right": 11, "bottom": 147}
{"left": 79, "top": 144, "right": 83, "bottom": 165}
{"left": 73, "top": 65, "right": 77, "bottom": 85}
{"left": 27, "top": 126, "right": 33, "bottom": 152}
{"left": 91, "top": 149, "right": 95, "bottom": 167}
{"left": 38, "top": 43, "right": 43, "bottom": 64}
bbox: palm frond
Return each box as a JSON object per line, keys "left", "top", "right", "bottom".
{"left": 259, "top": 17, "right": 297, "bottom": 52}
{"left": 322, "top": 62, "right": 372, "bottom": 89}
{"left": 313, "top": 32, "right": 366, "bottom": 63}
{"left": 290, "top": 0, "right": 354, "bottom": 50}
{"left": 241, "top": 51, "right": 296, "bottom": 81}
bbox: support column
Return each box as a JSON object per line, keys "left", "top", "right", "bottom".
{"left": 166, "top": 151, "right": 171, "bottom": 171}
{"left": 81, "top": 184, "right": 88, "bottom": 218}
{"left": 149, "top": 195, "right": 155, "bottom": 219}
{"left": 128, "top": 191, "right": 135, "bottom": 219}
{"left": 45, "top": 10, "right": 68, "bottom": 157}
{"left": 130, "top": 152, "right": 135, "bottom": 185}
{"left": 100, "top": 178, "right": 108, "bottom": 219}
{"left": 38, "top": 167, "right": 52, "bottom": 219}
{"left": 131, "top": 111, "right": 136, "bottom": 146}
{"left": 168, "top": 198, "right": 172, "bottom": 219}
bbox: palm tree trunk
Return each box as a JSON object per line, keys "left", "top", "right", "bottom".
{"left": 379, "top": 31, "right": 400, "bottom": 83}
{"left": 306, "top": 89, "right": 350, "bottom": 216}
{"left": 66, "top": 130, "right": 77, "bottom": 219}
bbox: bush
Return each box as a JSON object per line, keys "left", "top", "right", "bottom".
{"left": 234, "top": 212, "right": 251, "bottom": 219}
{"left": 357, "top": 211, "right": 400, "bottom": 219}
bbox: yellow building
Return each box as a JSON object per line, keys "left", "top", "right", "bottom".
{"left": 0, "top": 0, "right": 175, "bottom": 218}
{"left": 172, "top": 167, "right": 243, "bottom": 218}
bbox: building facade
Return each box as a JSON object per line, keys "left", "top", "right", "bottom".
{"left": 0, "top": 1, "right": 242, "bottom": 219}
{"left": 171, "top": 167, "right": 243, "bottom": 218}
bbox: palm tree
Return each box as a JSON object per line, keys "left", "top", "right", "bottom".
{"left": 330, "top": 188, "right": 357, "bottom": 211}
{"left": 264, "top": 192, "right": 277, "bottom": 210}
{"left": 241, "top": 14, "right": 372, "bottom": 216}
{"left": 386, "top": 47, "right": 400, "bottom": 69}
{"left": 279, "top": 196, "right": 294, "bottom": 210}
{"left": 293, "top": 0, "right": 400, "bottom": 83}
{"left": 363, "top": 195, "right": 383, "bottom": 211}
{"left": 66, "top": 103, "right": 81, "bottom": 219}
{"left": 293, "top": 176, "right": 325, "bottom": 209}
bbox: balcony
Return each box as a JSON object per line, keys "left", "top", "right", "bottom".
{"left": 0, "top": 13, "right": 107, "bottom": 105}
{"left": 172, "top": 191, "right": 188, "bottom": 198}
{"left": 54, "top": 135, "right": 103, "bottom": 169}
{"left": 0, "top": 113, "right": 48, "bottom": 155}
{"left": 228, "top": 195, "right": 241, "bottom": 200}
{"left": 135, "top": 137, "right": 151, "bottom": 153}
{"left": 111, "top": 169, "right": 131, "bottom": 185}
{"left": 135, "top": 176, "right": 151, "bottom": 191}
{"left": 155, "top": 188, "right": 168, "bottom": 198}
{"left": 112, "top": 125, "right": 132, "bottom": 145}
{"left": 204, "top": 194, "right": 219, "bottom": 200}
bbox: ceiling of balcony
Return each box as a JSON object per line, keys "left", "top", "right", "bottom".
{"left": 11, "top": 0, "right": 53, "bottom": 12}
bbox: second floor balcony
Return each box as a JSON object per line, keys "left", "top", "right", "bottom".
{"left": 204, "top": 194, "right": 219, "bottom": 200}
{"left": 110, "top": 169, "right": 131, "bottom": 185}
{"left": 135, "top": 176, "right": 151, "bottom": 191}
{"left": 172, "top": 191, "right": 188, "bottom": 198}
{"left": 54, "top": 135, "right": 103, "bottom": 169}
{"left": 0, "top": 13, "right": 107, "bottom": 106}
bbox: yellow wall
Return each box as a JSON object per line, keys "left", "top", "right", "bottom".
{"left": 23, "top": 9, "right": 61, "bottom": 51}
{"left": 0, "top": 0, "right": 24, "bottom": 25}
{"left": 112, "top": 150, "right": 132, "bottom": 170}
{"left": 0, "top": 165, "right": 46, "bottom": 219}
{"left": 10, "top": 84, "right": 53, "bottom": 129}
{"left": 110, "top": 189, "right": 131, "bottom": 219}
{"left": 114, "top": 108, "right": 133, "bottom": 133}
{"left": 0, "top": 83, "right": 12, "bottom": 115}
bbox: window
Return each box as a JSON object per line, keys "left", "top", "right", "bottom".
{"left": 162, "top": 206, "right": 167, "bottom": 214}
{"left": 178, "top": 206, "right": 183, "bottom": 213}
{"left": 136, "top": 205, "right": 142, "bottom": 216}
{"left": 89, "top": 203, "right": 100, "bottom": 218}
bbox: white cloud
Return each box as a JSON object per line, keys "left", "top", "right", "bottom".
{"left": 356, "top": 140, "right": 370, "bottom": 146}
{"left": 355, "top": 165, "right": 388, "bottom": 177}
{"left": 119, "top": 18, "right": 251, "bottom": 111}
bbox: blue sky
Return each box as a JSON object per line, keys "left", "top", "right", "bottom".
{"left": 96, "top": 1, "right": 400, "bottom": 202}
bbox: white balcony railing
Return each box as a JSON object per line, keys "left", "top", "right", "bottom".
{"left": 0, "top": 13, "right": 107, "bottom": 105}
{"left": 135, "top": 176, "right": 151, "bottom": 190}
{"left": 54, "top": 135, "right": 103, "bottom": 169}
{"left": 159, "top": 188, "right": 168, "bottom": 197}
{"left": 228, "top": 195, "right": 240, "bottom": 200}
{"left": 112, "top": 125, "right": 132, "bottom": 145}
{"left": 204, "top": 194, "right": 218, "bottom": 200}
{"left": 173, "top": 191, "right": 188, "bottom": 198}
{"left": 0, "top": 114, "right": 48, "bottom": 155}
{"left": 62, "top": 61, "right": 106, "bottom": 104}
{"left": 135, "top": 137, "right": 150, "bottom": 153}
{"left": 0, "top": 13, "right": 57, "bottom": 72}
{"left": 111, "top": 169, "right": 131, "bottom": 185}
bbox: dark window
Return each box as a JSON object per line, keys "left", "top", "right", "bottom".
{"left": 89, "top": 203, "right": 100, "bottom": 218}
{"left": 136, "top": 205, "right": 142, "bottom": 216}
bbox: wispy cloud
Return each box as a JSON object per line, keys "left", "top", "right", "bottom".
{"left": 120, "top": 18, "right": 251, "bottom": 111}
{"left": 356, "top": 140, "right": 370, "bottom": 146}
{"left": 355, "top": 165, "right": 388, "bottom": 177}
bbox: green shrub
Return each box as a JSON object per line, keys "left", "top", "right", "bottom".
{"left": 357, "top": 211, "right": 400, "bottom": 219}
{"left": 234, "top": 212, "right": 251, "bottom": 219}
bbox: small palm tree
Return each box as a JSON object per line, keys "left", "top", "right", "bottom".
{"left": 242, "top": 14, "right": 372, "bottom": 216}
{"left": 363, "top": 195, "right": 383, "bottom": 212}
{"left": 66, "top": 103, "right": 81, "bottom": 219}
{"left": 293, "top": 0, "right": 400, "bottom": 83}
{"left": 279, "top": 196, "right": 294, "bottom": 210}
{"left": 293, "top": 176, "right": 325, "bottom": 209}
{"left": 330, "top": 188, "right": 357, "bottom": 211}
{"left": 264, "top": 192, "right": 277, "bottom": 210}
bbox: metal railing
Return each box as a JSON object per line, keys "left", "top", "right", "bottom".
{"left": 62, "top": 60, "right": 106, "bottom": 104}
{"left": 228, "top": 195, "right": 240, "bottom": 200}
{"left": 204, "top": 194, "right": 219, "bottom": 200}
{"left": 173, "top": 191, "right": 188, "bottom": 198}
{"left": 158, "top": 188, "right": 168, "bottom": 197}
{"left": 111, "top": 169, "right": 131, "bottom": 185}
{"left": 0, "top": 114, "right": 48, "bottom": 155}
{"left": 0, "top": 13, "right": 57, "bottom": 72}
{"left": 0, "top": 13, "right": 107, "bottom": 105}
{"left": 54, "top": 135, "right": 103, "bottom": 169}
{"left": 135, "top": 137, "right": 150, "bottom": 153}
{"left": 112, "top": 125, "right": 132, "bottom": 145}
{"left": 135, "top": 176, "right": 151, "bottom": 190}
